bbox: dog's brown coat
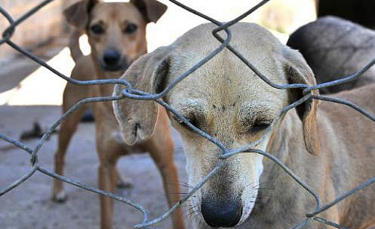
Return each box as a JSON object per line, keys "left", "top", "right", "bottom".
{"left": 53, "top": 1, "right": 185, "bottom": 229}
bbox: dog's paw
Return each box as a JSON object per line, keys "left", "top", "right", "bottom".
{"left": 117, "top": 176, "right": 134, "bottom": 189}
{"left": 52, "top": 190, "right": 67, "bottom": 203}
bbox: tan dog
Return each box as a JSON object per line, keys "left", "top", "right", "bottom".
{"left": 52, "top": 1, "right": 185, "bottom": 229}
{"left": 113, "top": 23, "right": 375, "bottom": 228}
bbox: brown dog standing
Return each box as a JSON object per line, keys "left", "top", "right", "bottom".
{"left": 52, "top": 1, "right": 185, "bottom": 228}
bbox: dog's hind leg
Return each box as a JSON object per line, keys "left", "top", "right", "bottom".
{"left": 114, "top": 165, "right": 133, "bottom": 188}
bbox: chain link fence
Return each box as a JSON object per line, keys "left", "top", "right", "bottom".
{"left": 1, "top": 0, "right": 375, "bottom": 228}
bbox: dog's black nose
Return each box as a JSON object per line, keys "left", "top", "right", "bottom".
{"left": 103, "top": 49, "right": 121, "bottom": 66}
{"left": 201, "top": 198, "right": 242, "bottom": 227}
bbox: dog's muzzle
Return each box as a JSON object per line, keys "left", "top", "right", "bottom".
{"left": 101, "top": 49, "right": 129, "bottom": 72}
{"left": 201, "top": 197, "right": 243, "bottom": 227}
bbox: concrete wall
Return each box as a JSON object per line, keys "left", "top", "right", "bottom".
{"left": 0, "top": 0, "right": 317, "bottom": 60}
{"left": 147, "top": 0, "right": 317, "bottom": 51}
{"left": 0, "top": 0, "right": 66, "bottom": 59}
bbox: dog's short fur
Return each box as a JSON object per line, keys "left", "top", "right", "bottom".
{"left": 113, "top": 23, "right": 375, "bottom": 228}
{"left": 53, "top": 1, "right": 185, "bottom": 228}
{"left": 288, "top": 16, "right": 375, "bottom": 94}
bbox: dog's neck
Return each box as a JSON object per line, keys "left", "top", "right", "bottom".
{"left": 247, "top": 110, "right": 330, "bottom": 227}
{"left": 95, "top": 69, "right": 123, "bottom": 96}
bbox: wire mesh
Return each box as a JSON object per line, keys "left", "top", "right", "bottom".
{"left": 1, "top": 0, "right": 375, "bottom": 228}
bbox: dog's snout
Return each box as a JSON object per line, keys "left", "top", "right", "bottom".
{"left": 103, "top": 49, "right": 121, "bottom": 66}
{"left": 201, "top": 198, "right": 243, "bottom": 227}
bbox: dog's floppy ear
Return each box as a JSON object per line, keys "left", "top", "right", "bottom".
{"left": 63, "top": 0, "right": 99, "bottom": 30}
{"left": 130, "top": 0, "right": 167, "bottom": 23}
{"left": 282, "top": 47, "right": 321, "bottom": 156}
{"left": 113, "top": 46, "right": 171, "bottom": 145}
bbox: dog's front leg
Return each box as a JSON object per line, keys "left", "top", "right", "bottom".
{"left": 147, "top": 142, "right": 186, "bottom": 229}
{"left": 99, "top": 162, "right": 116, "bottom": 229}
{"left": 52, "top": 91, "right": 88, "bottom": 202}
{"left": 144, "top": 109, "right": 186, "bottom": 229}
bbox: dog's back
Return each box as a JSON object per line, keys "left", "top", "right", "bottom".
{"left": 288, "top": 16, "right": 375, "bottom": 94}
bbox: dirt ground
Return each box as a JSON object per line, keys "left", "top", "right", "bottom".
{"left": 0, "top": 37, "right": 190, "bottom": 229}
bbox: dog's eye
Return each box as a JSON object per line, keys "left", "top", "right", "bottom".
{"left": 173, "top": 115, "right": 198, "bottom": 129}
{"left": 90, "top": 24, "right": 104, "bottom": 34}
{"left": 252, "top": 120, "right": 271, "bottom": 132}
{"left": 124, "top": 23, "right": 138, "bottom": 34}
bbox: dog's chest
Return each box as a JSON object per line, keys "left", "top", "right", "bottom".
{"left": 109, "top": 130, "right": 145, "bottom": 155}
{"left": 110, "top": 130, "right": 125, "bottom": 145}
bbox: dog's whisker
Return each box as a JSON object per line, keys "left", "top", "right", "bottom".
{"left": 164, "top": 192, "right": 192, "bottom": 196}
{"left": 182, "top": 206, "right": 196, "bottom": 219}
{"left": 164, "top": 181, "right": 193, "bottom": 189}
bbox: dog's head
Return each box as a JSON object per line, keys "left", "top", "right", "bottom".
{"left": 113, "top": 23, "right": 320, "bottom": 227}
{"left": 63, "top": 0, "right": 167, "bottom": 72}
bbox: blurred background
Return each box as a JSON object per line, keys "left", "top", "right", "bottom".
{"left": 0, "top": 0, "right": 371, "bottom": 228}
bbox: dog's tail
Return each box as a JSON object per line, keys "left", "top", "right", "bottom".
{"left": 68, "top": 29, "right": 84, "bottom": 63}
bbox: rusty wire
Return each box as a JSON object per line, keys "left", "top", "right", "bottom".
{"left": 1, "top": 0, "right": 375, "bottom": 228}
